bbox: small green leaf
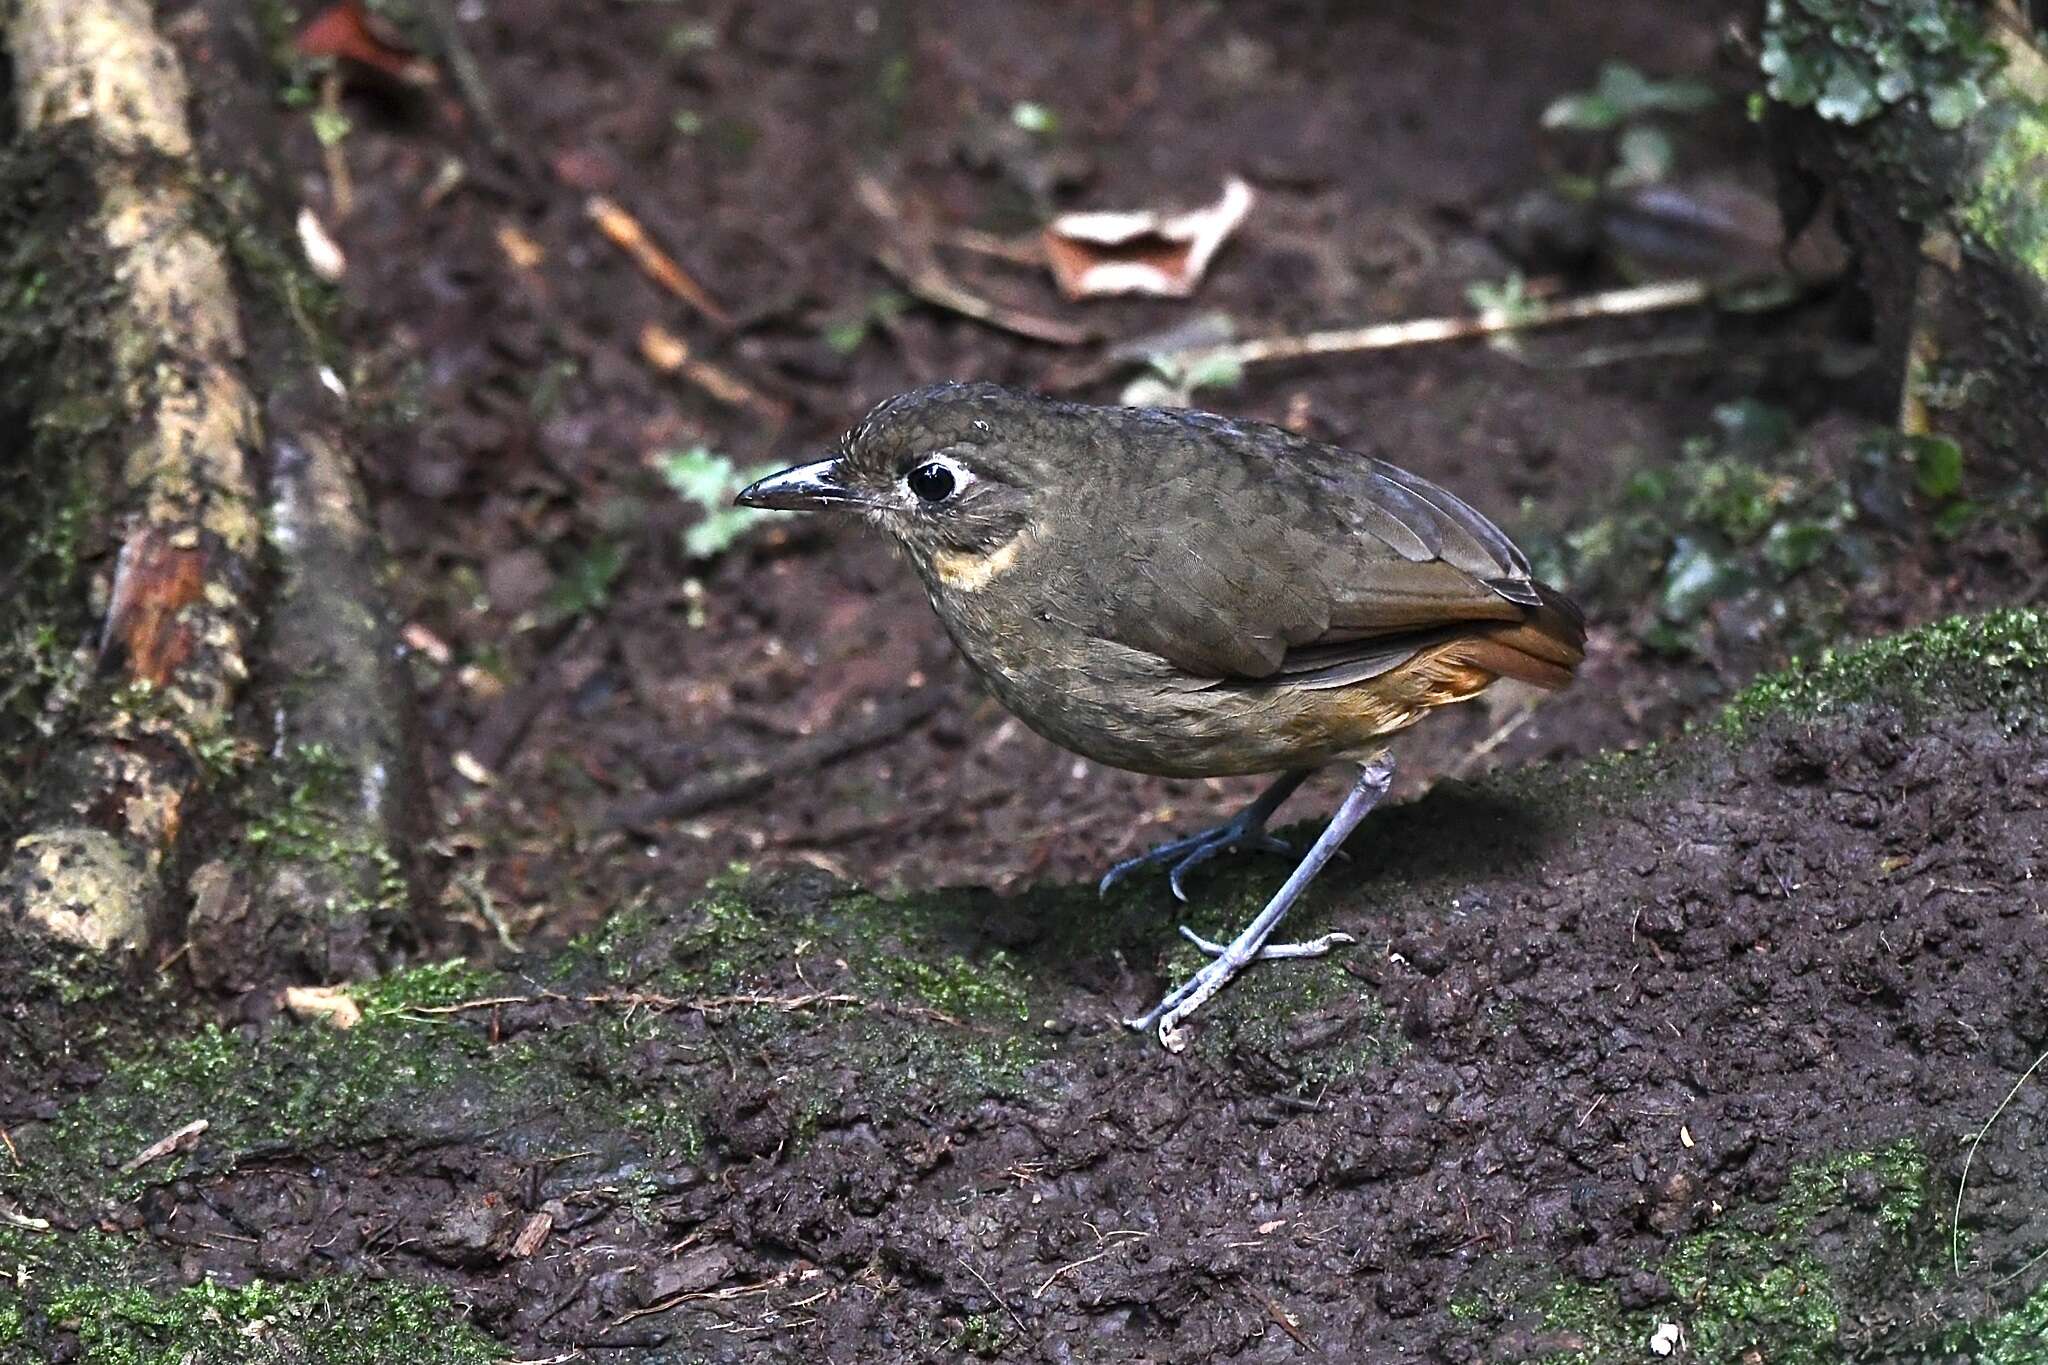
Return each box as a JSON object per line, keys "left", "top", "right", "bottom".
{"left": 1010, "top": 101, "right": 1058, "bottom": 135}
{"left": 1542, "top": 93, "right": 1621, "bottom": 132}
{"left": 1466, "top": 272, "right": 1536, "bottom": 323}
{"left": 1815, "top": 66, "right": 1880, "bottom": 123}
{"left": 1660, "top": 537, "right": 1732, "bottom": 622}
{"left": 542, "top": 540, "right": 625, "bottom": 621}
{"left": 822, "top": 317, "right": 870, "bottom": 355}
{"left": 1762, "top": 520, "right": 1831, "bottom": 575}
{"left": 1611, "top": 124, "right": 1675, "bottom": 186}
{"left": 1925, "top": 79, "right": 1985, "bottom": 130}
{"left": 1931, "top": 500, "right": 1981, "bottom": 540}
{"left": 658, "top": 446, "right": 787, "bottom": 559}
{"left": 1181, "top": 352, "right": 1245, "bottom": 394}
{"left": 310, "top": 107, "right": 352, "bottom": 147}
{"left": 1905, "top": 434, "right": 1964, "bottom": 499}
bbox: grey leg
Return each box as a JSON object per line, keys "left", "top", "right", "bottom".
{"left": 1126, "top": 752, "right": 1395, "bottom": 1053}
{"left": 1098, "top": 769, "right": 1311, "bottom": 903}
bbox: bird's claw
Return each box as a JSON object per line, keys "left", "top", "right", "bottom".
{"left": 1099, "top": 822, "right": 1292, "bottom": 900}
{"left": 1176, "top": 924, "right": 1356, "bottom": 959}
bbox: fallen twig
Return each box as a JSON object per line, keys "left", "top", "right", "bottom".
{"left": 858, "top": 177, "right": 1092, "bottom": 347}
{"left": 457, "top": 620, "right": 601, "bottom": 781}
{"left": 610, "top": 1271, "right": 793, "bottom": 1328}
{"left": 1953, "top": 1045, "right": 2048, "bottom": 1274}
{"left": 407, "top": 987, "right": 967, "bottom": 1030}
{"left": 604, "top": 688, "right": 946, "bottom": 830}
{"left": 120, "top": 1119, "right": 210, "bottom": 1175}
{"left": 414, "top": 0, "right": 523, "bottom": 168}
{"left": 0, "top": 1199, "right": 50, "bottom": 1233}
{"left": 1145, "top": 278, "right": 1714, "bottom": 373}
{"left": 957, "top": 1255, "right": 1028, "bottom": 1336}
{"left": 588, "top": 195, "right": 732, "bottom": 327}
{"left": 1033, "top": 1230, "right": 1148, "bottom": 1298}
{"left": 638, "top": 321, "right": 789, "bottom": 423}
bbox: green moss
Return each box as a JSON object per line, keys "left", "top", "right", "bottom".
{"left": 1460, "top": 1141, "right": 1943, "bottom": 1363}
{"left": 1760, "top": 0, "right": 2002, "bottom": 129}
{"left": 1660, "top": 1242, "right": 1838, "bottom": 1364}
{"left": 1776, "top": 1139, "right": 1929, "bottom": 1234}
{"left": 234, "top": 741, "right": 407, "bottom": 921}
{"left": 0, "top": 954, "right": 702, "bottom": 1210}
{"left": 200, "top": 170, "right": 345, "bottom": 370}
{"left": 953, "top": 1312, "right": 1014, "bottom": 1358}
{"left": 1719, "top": 608, "right": 2048, "bottom": 732}
{"left": 874, "top": 947, "right": 1031, "bottom": 1022}
{"left": 1, "top": 1227, "right": 495, "bottom": 1365}
{"left": 654, "top": 881, "right": 1058, "bottom": 1106}
{"left": 0, "top": 134, "right": 123, "bottom": 830}
{"left": 1946, "top": 1281, "right": 2048, "bottom": 1364}
{"left": 1957, "top": 94, "right": 2048, "bottom": 284}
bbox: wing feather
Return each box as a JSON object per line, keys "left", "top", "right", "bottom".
{"left": 1083, "top": 411, "right": 1573, "bottom": 684}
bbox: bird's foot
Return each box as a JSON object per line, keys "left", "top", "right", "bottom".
{"left": 1177, "top": 924, "right": 1356, "bottom": 960}
{"left": 1124, "top": 927, "right": 1356, "bottom": 1053}
{"left": 1097, "top": 818, "right": 1293, "bottom": 904}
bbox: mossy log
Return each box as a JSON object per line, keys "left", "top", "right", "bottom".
{"left": 1764, "top": 0, "right": 2048, "bottom": 458}
{"left": 0, "top": 0, "right": 263, "bottom": 954}
{"left": 182, "top": 0, "right": 423, "bottom": 988}
{"left": 2, "top": 612, "right": 2045, "bottom": 1362}
{"left": 0, "top": 0, "right": 421, "bottom": 977}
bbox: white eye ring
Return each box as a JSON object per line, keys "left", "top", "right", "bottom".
{"left": 904, "top": 454, "right": 974, "bottom": 505}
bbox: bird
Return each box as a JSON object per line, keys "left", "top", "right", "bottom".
{"left": 737, "top": 382, "right": 1585, "bottom": 1050}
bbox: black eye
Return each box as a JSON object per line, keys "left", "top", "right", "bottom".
{"left": 907, "top": 461, "right": 957, "bottom": 503}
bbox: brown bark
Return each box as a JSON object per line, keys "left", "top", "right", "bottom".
{"left": 1, "top": 0, "right": 262, "bottom": 953}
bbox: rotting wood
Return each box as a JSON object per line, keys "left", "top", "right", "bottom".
{"left": 1765, "top": 0, "right": 2048, "bottom": 463}
{"left": 1, "top": 0, "right": 263, "bottom": 953}
{"left": 183, "top": 0, "right": 427, "bottom": 986}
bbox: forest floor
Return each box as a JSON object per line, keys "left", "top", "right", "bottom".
{"left": 3, "top": 0, "right": 2047, "bottom": 1361}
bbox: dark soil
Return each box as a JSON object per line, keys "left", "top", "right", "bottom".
{"left": 6, "top": 642, "right": 2048, "bottom": 1361}
{"left": 6, "top": 0, "right": 2048, "bottom": 1360}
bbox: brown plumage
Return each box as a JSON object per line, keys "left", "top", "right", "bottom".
{"left": 737, "top": 382, "right": 1585, "bottom": 1046}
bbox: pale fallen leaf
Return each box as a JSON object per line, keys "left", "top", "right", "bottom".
{"left": 283, "top": 984, "right": 363, "bottom": 1030}
{"left": 296, "top": 207, "right": 347, "bottom": 282}
{"left": 1043, "top": 177, "right": 1254, "bottom": 299}
{"left": 497, "top": 222, "right": 546, "bottom": 272}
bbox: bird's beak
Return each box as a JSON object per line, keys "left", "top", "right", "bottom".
{"left": 734, "top": 458, "right": 867, "bottom": 512}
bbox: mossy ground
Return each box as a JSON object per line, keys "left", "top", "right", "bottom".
{"left": 1446, "top": 1140, "right": 2048, "bottom": 1365}
{"left": 7, "top": 604, "right": 2048, "bottom": 1359}
{"left": 1719, "top": 606, "right": 2048, "bottom": 733}
{"left": 0, "top": 1227, "right": 498, "bottom": 1365}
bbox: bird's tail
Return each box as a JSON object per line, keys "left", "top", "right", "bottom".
{"left": 1449, "top": 582, "right": 1586, "bottom": 691}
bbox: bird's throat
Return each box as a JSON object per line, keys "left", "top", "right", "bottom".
{"left": 930, "top": 525, "right": 1034, "bottom": 593}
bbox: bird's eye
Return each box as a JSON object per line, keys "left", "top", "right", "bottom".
{"left": 907, "top": 460, "right": 960, "bottom": 503}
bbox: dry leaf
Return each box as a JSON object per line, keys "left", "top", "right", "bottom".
{"left": 296, "top": 1, "right": 437, "bottom": 85}
{"left": 1043, "top": 176, "right": 1254, "bottom": 299}
{"left": 283, "top": 984, "right": 363, "bottom": 1030}
{"left": 497, "top": 222, "right": 546, "bottom": 272}
{"left": 297, "top": 207, "right": 347, "bottom": 282}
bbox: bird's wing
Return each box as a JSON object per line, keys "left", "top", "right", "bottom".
{"left": 1088, "top": 424, "right": 1549, "bottom": 681}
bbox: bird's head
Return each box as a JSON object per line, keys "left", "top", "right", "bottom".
{"left": 736, "top": 382, "right": 1069, "bottom": 583}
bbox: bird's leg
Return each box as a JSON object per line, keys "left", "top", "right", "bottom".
{"left": 1097, "top": 769, "right": 1311, "bottom": 903}
{"left": 1126, "top": 752, "right": 1395, "bottom": 1052}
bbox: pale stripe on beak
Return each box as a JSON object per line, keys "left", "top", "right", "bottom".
{"left": 733, "top": 458, "right": 869, "bottom": 512}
